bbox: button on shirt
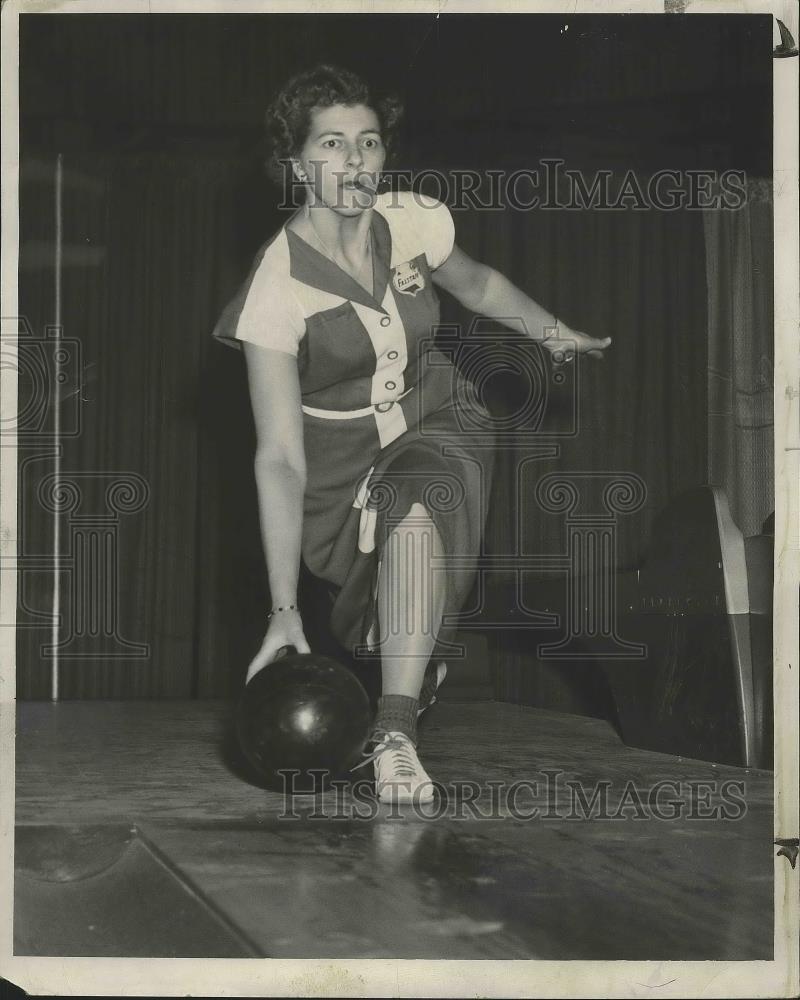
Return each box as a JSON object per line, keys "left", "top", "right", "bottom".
{"left": 212, "top": 190, "right": 456, "bottom": 451}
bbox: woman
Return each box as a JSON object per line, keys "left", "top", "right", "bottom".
{"left": 213, "top": 65, "right": 610, "bottom": 803}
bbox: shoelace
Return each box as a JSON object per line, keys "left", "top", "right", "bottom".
{"left": 350, "top": 730, "right": 418, "bottom": 774}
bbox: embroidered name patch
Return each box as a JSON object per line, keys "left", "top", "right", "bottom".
{"left": 392, "top": 259, "right": 425, "bottom": 297}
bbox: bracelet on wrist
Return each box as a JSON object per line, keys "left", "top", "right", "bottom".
{"left": 268, "top": 604, "right": 297, "bottom": 619}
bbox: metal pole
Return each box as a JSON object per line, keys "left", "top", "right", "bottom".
{"left": 50, "top": 153, "right": 62, "bottom": 702}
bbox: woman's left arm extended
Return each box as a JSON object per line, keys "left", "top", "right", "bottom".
{"left": 432, "top": 244, "right": 611, "bottom": 359}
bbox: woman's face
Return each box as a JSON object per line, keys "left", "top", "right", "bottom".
{"left": 295, "top": 103, "right": 386, "bottom": 215}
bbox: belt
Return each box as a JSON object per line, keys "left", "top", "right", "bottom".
{"left": 302, "top": 386, "right": 413, "bottom": 420}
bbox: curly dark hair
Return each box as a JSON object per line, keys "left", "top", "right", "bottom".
{"left": 264, "top": 64, "right": 404, "bottom": 185}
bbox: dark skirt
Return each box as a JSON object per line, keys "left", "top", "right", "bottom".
{"left": 300, "top": 367, "right": 495, "bottom": 663}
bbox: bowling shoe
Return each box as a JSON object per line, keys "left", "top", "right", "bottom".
{"left": 371, "top": 730, "right": 436, "bottom": 804}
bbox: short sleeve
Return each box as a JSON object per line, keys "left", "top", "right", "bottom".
{"left": 384, "top": 191, "right": 455, "bottom": 271}
{"left": 413, "top": 193, "right": 455, "bottom": 270}
{"left": 212, "top": 236, "right": 305, "bottom": 356}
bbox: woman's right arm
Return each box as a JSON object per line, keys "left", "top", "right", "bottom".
{"left": 243, "top": 341, "right": 311, "bottom": 682}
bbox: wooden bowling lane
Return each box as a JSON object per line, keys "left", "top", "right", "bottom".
{"left": 136, "top": 811, "right": 772, "bottom": 960}
{"left": 15, "top": 700, "right": 773, "bottom": 959}
{"left": 136, "top": 820, "right": 535, "bottom": 959}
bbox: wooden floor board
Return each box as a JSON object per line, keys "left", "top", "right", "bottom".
{"left": 14, "top": 700, "right": 773, "bottom": 959}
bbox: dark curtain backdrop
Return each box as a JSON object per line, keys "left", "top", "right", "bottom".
{"left": 17, "top": 152, "right": 264, "bottom": 697}
{"left": 16, "top": 13, "right": 772, "bottom": 698}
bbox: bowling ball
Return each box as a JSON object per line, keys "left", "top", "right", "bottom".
{"left": 235, "top": 646, "right": 372, "bottom": 792}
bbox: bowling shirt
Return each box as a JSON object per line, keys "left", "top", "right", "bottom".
{"left": 213, "top": 191, "right": 494, "bottom": 656}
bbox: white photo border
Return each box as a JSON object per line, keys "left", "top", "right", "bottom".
{"left": 1, "top": 2, "right": 797, "bottom": 997}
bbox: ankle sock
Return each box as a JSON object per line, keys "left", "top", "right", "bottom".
{"left": 372, "top": 694, "right": 419, "bottom": 744}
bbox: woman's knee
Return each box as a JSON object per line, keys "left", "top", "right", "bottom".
{"left": 406, "top": 501, "right": 432, "bottom": 522}
{"left": 396, "top": 503, "right": 441, "bottom": 543}
{"left": 389, "top": 504, "right": 445, "bottom": 567}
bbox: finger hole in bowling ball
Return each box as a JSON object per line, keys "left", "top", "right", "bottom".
{"left": 235, "top": 651, "right": 373, "bottom": 795}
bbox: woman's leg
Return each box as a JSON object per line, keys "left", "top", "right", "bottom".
{"left": 368, "top": 501, "right": 446, "bottom": 801}
{"left": 377, "top": 501, "right": 446, "bottom": 699}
